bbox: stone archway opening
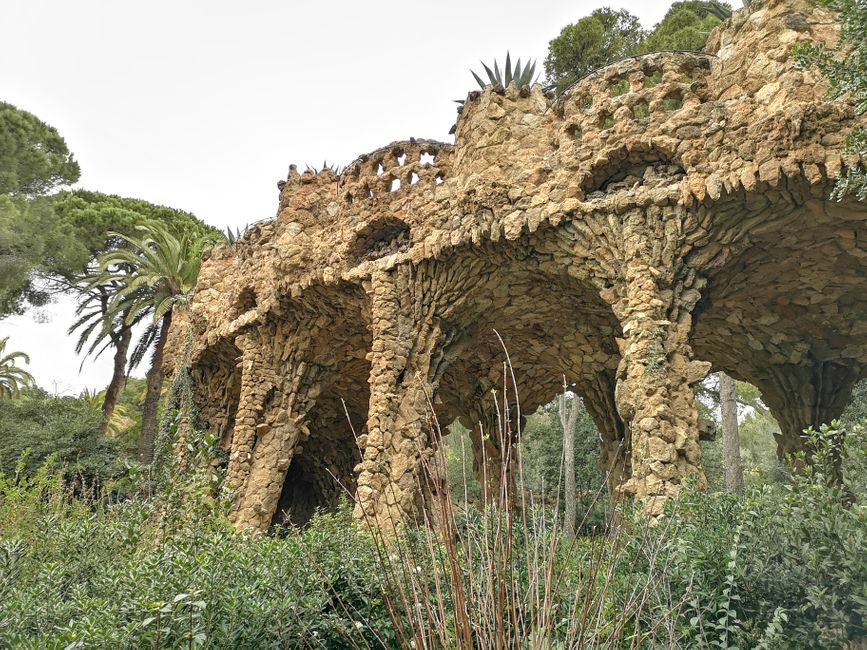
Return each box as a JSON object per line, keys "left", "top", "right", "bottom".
{"left": 269, "top": 348, "right": 371, "bottom": 530}
{"left": 430, "top": 244, "right": 625, "bottom": 507}
{"left": 582, "top": 146, "right": 684, "bottom": 196}
{"left": 189, "top": 338, "right": 243, "bottom": 451}
{"left": 691, "top": 190, "right": 867, "bottom": 463}
{"left": 269, "top": 399, "right": 363, "bottom": 528}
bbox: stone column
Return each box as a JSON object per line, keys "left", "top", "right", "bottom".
{"left": 229, "top": 330, "right": 325, "bottom": 532}
{"left": 466, "top": 406, "right": 518, "bottom": 508}
{"left": 576, "top": 371, "right": 629, "bottom": 498}
{"left": 354, "top": 269, "right": 449, "bottom": 530}
{"left": 756, "top": 361, "right": 857, "bottom": 461}
{"left": 607, "top": 206, "right": 711, "bottom": 517}
{"left": 225, "top": 333, "right": 277, "bottom": 492}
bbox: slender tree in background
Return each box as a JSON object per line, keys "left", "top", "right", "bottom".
{"left": 95, "top": 223, "right": 207, "bottom": 463}
{"left": 63, "top": 193, "right": 218, "bottom": 436}
{"left": 719, "top": 371, "right": 744, "bottom": 492}
{"left": 558, "top": 381, "right": 580, "bottom": 539}
{"left": 0, "top": 337, "right": 34, "bottom": 398}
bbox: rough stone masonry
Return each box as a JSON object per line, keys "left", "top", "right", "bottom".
{"left": 168, "top": 0, "right": 867, "bottom": 532}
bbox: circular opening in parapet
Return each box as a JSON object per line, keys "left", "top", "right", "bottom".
{"left": 351, "top": 216, "right": 412, "bottom": 261}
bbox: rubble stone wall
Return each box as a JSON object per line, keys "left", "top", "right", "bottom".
{"left": 169, "top": 0, "right": 867, "bottom": 530}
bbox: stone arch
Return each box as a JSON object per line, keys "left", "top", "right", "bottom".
{"left": 418, "top": 236, "right": 625, "bottom": 503}
{"left": 582, "top": 144, "right": 685, "bottom": 195}
{"left": 269, "top": 357, "right": 370, "bottom": 528}
{"left": 349, "top": 216, "right": 412, "bottom": 262}
{"left": 170, "top": 0, "right": 867, "bottom": 532}
{"left": 690, "top": 179, "right": 867, "bottom": 459}
{"left": 189, "top": 337, "right": 243, "bottom": 449}
{"left": 224, "top": 283, "right": 372, "bottom": 531}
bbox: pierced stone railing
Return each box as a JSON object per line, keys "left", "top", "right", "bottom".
{"left": 556, "top": 51, "right": 715, "bottom": 147}
{"left": 339, "top": 139, "right": 453, "bottom": 205}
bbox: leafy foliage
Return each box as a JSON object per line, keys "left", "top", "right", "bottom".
{"left": 544, "top": 8, "right": 646, "bottom": 94}
{"left": 0, "top": 389, "right": 123, "bottom": 483}
{"left": 666, "top": 423, "right": 867, "bottom": 648}
{"left": 544, "top": 3, "right": 733, "bottom": 94}
{"left": 52, "top": 190, "right": 219, "bottom": 272}
{"left": 641, "top": 1, "right": 731, "bottom": 52}
{"left": 794, "top": 0, "right": 867, "bottom": 201}
{"left": 1, "top": 412, "right": 866, "bottom": 647}
{"left": 79, "top": 387, "right": 136, "bottom": 438}
{"left": 0, "top": 186, "right": 217, "bottom": 317}
{"left": 0, "top": 337, "right": 34, "bottom": 398}
{"left": 0, "top": 101, "right": 80, "bottom": 197}
{"left": 84, "top": 222, "right": 211, "bottom": 463}
{"left": 0, "top": 194, "right": 83, "bottom": 314}
{"left": 0, "top": 102, "right": 83, "bottom": 314}
{"left": 94, "top": 223, "right": 207, "bottom": 330}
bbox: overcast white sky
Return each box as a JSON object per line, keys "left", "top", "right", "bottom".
{"left": 1, "top": 0, "right": 673, "bottom": 394}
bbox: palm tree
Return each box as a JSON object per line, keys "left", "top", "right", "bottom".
{"left": 80, "top": 387, "right": 135, "bottom": 437}
{"left": 0, "top": 337, "right": 34, "bottom": 398}
{"left": 68, "top": 273, "right": 149, "bottom": 436}
{"left": 96, "top": 223, "right": 207, "bottom": 464}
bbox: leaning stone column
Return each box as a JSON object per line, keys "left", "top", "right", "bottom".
{"left": 229, "top": 329, "right": 325, "bottom": 532}
{"left": 354, "top": 268, "right": 449, "bottom": 530}
{"left": 607, "top": 207, "right": 711, "bottom": 517}
{"left": 225, "top": 333, "right": 277, "bottom": 492}
{"left": 576, "top": 371, "right": 629, "bottom": 498}
{"left": 756, "top": 362, "right": 857, "bottom": 461}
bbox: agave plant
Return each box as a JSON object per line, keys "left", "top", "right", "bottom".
{"left": 305, "top": 161, "right": 341, "bottom": 174}
{"left": 0, "top": 337, "right": 34, "bottom": 398}
{"left": 472, "top": 52, "right": 538, "bottom": 90}
{"left": 223, "top": 224, "right": 250, "bottom": 246}
{"left": 456, "top": 52, "right": 539, "bottom": 104}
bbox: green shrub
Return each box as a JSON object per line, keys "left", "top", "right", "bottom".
{"left": 660, "top": 423, "right": 867, "bottom": 648}
{"left": 0, "top": 413, "right": 864, "bottom": 648}
{"left": 0, "top": 469, "right": 391, "bottom": 648}
{"left": 0, "top": 388, "right": 124, "bottom": 484}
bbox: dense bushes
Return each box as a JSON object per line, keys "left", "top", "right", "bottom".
{"left": 0, "top": 388, "right": 124, "bottom": 484}
{"left": 0, "top": 471, "right": 392, "bottom": 648}
{"left": 0, "top": 423, "right": 864, "bottom": 647}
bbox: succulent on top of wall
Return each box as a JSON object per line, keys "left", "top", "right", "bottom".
{"left": 455, "top": 52, "right": 539, "bottom": 104}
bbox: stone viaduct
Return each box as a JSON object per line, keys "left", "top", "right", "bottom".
{"left": 171, "top": 0, "right": 867, "bottom": 531}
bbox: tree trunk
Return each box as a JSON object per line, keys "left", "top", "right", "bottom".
{"left": 559, "top": 387, "right": 579, "bottom": 539}
{"left": 99, "top": 326, "right": 132, "bottom": 436}
{"left": 720, "top": 372, "right": 744, "bottom": 493}
{"left": 139, "top": 311, "right": 173, "bottom": 464}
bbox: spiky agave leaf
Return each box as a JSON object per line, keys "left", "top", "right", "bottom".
{"left": 458, "top": 54, "right": 539, "bottom": 105}
{"left": 519, "top": 59, "right": 537, "bottom": 86}
{"left": 471, "top": 70, "right": 486, "bottom": 90}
